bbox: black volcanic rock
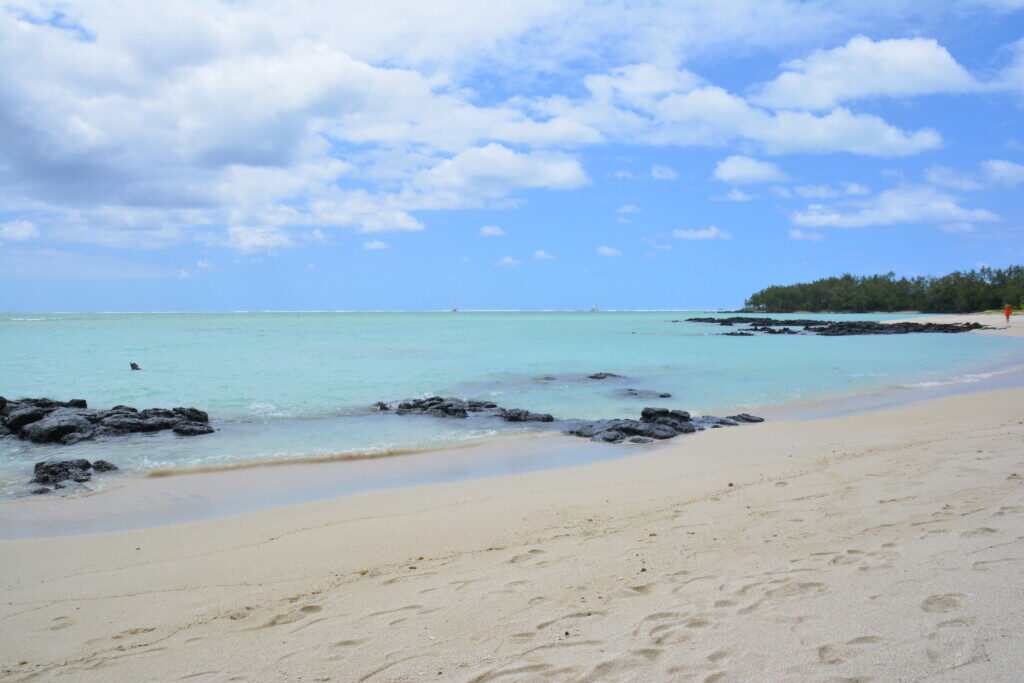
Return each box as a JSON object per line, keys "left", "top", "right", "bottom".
{"left": 683, "top": 317, "right": 986, "bottom": 336}
{"left": 1, "top": 397, "right": 215, "bottom": 444}
{"left": 378, "top": 396, "right": 764, "bottom": 446}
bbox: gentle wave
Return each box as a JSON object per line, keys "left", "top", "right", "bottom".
{"left": 142, "top": 436, "right": 519, "bottom": 477}
{"left": 8, "top": 317, "right": 55, "bottom": 321}
{"left": 899, "top": 364, "right": 1024, "bottom": 388}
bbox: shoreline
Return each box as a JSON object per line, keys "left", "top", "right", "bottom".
{"left": 2, "top": 357, "right": 1022, "bottom": 538}
{"left": 2, "top": 382, "right": 1022, "bottom": 679}
{"left": 3, "top": 313, "right": 1023, "bottom": 537}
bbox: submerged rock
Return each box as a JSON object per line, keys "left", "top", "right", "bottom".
{"left": 587, "top": 372, "right": 623, "bottom": 379}
{"left": 617, "top": 388, "right": 672, "bottom": 399}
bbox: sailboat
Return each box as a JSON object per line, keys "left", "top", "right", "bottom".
{"left": 451, "top": 298, "right": 459, "bottom": 312}
{"left": 589, "top": 300, "right": 598, "bottom": 312}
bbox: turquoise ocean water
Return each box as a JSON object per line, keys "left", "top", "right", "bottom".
{"left": 2, "top": 311, "right": 1023, "bottom": 495}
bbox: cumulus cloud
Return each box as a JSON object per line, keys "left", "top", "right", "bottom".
{"left": 0, "top": 220, "right": 39, "bottom": 241}
{"left": 616, "top": 204, "right": 642, "bottom": 214}
{"left": 651, "top": 165, "right": 679, "bottom": 180}
{"left": 534, "top": 249, "right": 556, "bottom": 259}
{"left": 673, "top": 226, "right": 731, "bottom": 240}
{"left": 0, "top": 1, "right": 999, "bottom": 258}
{"left": 791, "top": 186, "right": 999, "bottom": 229}
{"left": 596, "top": 245, "right": 622, "bottom": 256}
{"left": 753, "top": 35, "right": 978, "bottom": 110}
{"left": 713, "top": 155, "right": 786, "bottom": 184}
{"left": 415, "top": 144, "right": 588, "bottom": 202}
{"left": 479, "top": 225, "right": 506, "bottom": 236}
{"left": 788, "top": 228, "right": 825, "bottom": 242}
{"left": 925, "top": 159, "right": 1024, "bottom": 190}
{"left": 222, "top": 226, "right": 294, "bottom": 253}
{"left": 363, "top": 240, "right": 390, "bottom": 249}
{"left": 712, "top": 188, "right": 759, "bottom": 202}
{"left": 494, "top": 255, "right": 522, "bottom": 266}
{"left": 196, "top": 259, "right": 213, "bottom": 269}
{"left": 792, "top": 182, "right": 869, "bottom": 199}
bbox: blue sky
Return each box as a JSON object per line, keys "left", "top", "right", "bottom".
{"left": 1, "top": 0, "right": 1023, "bottom": 311}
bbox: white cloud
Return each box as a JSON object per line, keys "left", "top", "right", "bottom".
{"left": 196, "top": 259, "right": 212, "bottom": 269}
{"left": 178, "top": 269, "right": 191, "bottom": 279}
{"left": 981, "top": 159, "right": 1024, "bottom": 186}
{"left": 616, "top": 204, "right": 642, "bottom": 214}
{"left": 712, "top": 188, "right": 759, "bottom": 202}
{"left": 222, "top": 226, "right": 294, "bottom": 253}
{"left": 596, "top": 245, "right": 622, "bottom": 257}
{"left": 415, "top": 144, "right": 588, "bottom": 202}
{"left": 494, "top": 255, "right": 522, "bottom": 266}
{"left": 534, "top": 249, "right": 556, "bottom": 260}
{"left": 479, "top": 225, "right": 506, "bottom": 236}
{"left": 788, "top": 228, "right": 825, "bottom": 242}
{"left": 713, "top": 155, "right": 786, "bottom": 184}
{"left": 926, "top": 159, "right": 1024, "bottom": 190}
{"left": 844, "top": 182, "right": 870, "bottom": 196}
{"left": 673, "top": 226, "right": 731, "bottom": 240}
{"left": 753, "top": 35, "right": 978, "bottom": 110}
{"left": 0, "top": 220, "right": 39, "bottom": 241}
{"left": 924, "top": 165, "right": 984, "bottom": 191}
{"left": 0, "top": 2, "right": 997, "bottom": 256}
{"left": 613, "top": 169, "right": 639, "bottom": 180}
{"left": 363, "top": 240, "right": 390, "bottom": 249}
{"left": 650, "top": 165, "right": 678, "bottom": 180}
{"left": 791, "top": 186, "right": 999, "bottom": 229}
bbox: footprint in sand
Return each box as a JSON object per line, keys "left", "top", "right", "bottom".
{"left": 45, "top": 616, "right": 74, "bottom": 631}
{"left": 262, "top": 604, "right": 322, "bottom": 627}
{"left": 921, "top": 594, "right": 963, "bottom": 613}
{"left": 508, "top": 549, "right": 546, "bottom": 564}
{"left": 816, "top": 636, "right": 882, "bottom": 664}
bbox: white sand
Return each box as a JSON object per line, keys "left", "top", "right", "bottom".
{"left": 2, "top": 380, "right": 1023, "bottom": 681}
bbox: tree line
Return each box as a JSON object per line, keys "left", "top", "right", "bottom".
{"left": 744, "top": 266, "right": 1024, "bottom": 313}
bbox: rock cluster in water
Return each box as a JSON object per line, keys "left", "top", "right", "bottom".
{"left": 30, "top": 458, "right": 119, "bottom": 494}
{"left": 681, "top": 317, "right": 986, "bottom": 336}
{"left": 376, "top": 397, "right": 763, "bottom": 444}
{"left": 0, "top": 397, "right": 214, "bottom": 445}
{"left": 565, "top": 408, "right": 764, "bottom": 444}
{"left": 375, "top": 396, "right": 555, "bottom": 422}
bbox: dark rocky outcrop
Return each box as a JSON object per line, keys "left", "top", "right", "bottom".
{"left": 588, "top": 372, "right": 623, "bottom": 379}
{"left": 173, "top": 421, "right": 215, "bottom": 436}
{"left": 29, "top": 458, "right": 120, "bottom": 493}
{"left": 682, "top": 317, "right": 986, "bottom": 336}
{"left": 377, "top": 396, "right": 553, "bottom": 423}
{"left": 0, "top": 397, "right": 214, "bottom": 444}
{"left": 378, "top": 396, "right": 763, "bottom": 445}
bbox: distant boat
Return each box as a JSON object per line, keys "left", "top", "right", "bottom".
{"left": 451, "top": 298, "right": 459, "bottom": 312}
{"left": 589, "top": 300, "right": 598, "bottom": 312}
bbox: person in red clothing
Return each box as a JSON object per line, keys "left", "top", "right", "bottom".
{"left": 1005, "top": 303, "right": 1013, "bottom": 325}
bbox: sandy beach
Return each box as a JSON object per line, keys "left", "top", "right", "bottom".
{"left": 1, "top": 316, "right": 1023, "bottom": 681}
